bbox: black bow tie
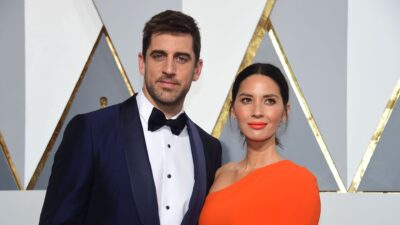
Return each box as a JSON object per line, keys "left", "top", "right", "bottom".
{"left": 148, "top": 107, "right": 188, "bottom": 135}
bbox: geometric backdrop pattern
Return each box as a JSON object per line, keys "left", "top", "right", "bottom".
{"left": 358, "top": 82, "right": 400, "bottom": 191}
{"left": 0, "top": 0, "right": 398, "bottom": 193}
{"left": 219, "top": 19, "right": 340, "bottom": 191}
{"left": 0, "top": 0, "right": 398, "bottom": 194}
{"left": 0, "top": 0, "right": 25, "bottom": 191}
{"left": 1, "top": 0, "right": 400, "bottom": 224}
{"left": 0, "top": 133, "right": 19, "bottom": 190}
{"left": 28, "top": 30, "right": 133, "bottom": 189}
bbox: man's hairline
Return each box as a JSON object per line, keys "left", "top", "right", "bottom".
{"left": 143, "top": 32, "right": 198, "bottom": 62}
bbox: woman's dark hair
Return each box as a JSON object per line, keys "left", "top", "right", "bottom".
{"left": 230, "top": 63, "right": 289, "bottom": 146}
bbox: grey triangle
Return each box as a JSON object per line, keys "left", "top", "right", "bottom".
{"left": 0, "top": 144, "right": 18, "bottom": 190}
{"left": 220, "top": 32, "right": 339, "bottom": 191}
{"left": 359, "top": 95, "right": 400, "bottom": 191}
{"left": 33, "top": 33, "right": 131, "bottom": 189}
{"left": 93, "top": 0, "right": 181, "bottom": 92}
{"left": 0, "top": 0, "right": 25, "bottom": 187}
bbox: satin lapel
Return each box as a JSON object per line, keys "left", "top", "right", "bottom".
{"left": 120, "top": 96, "right": 160, "bottom": 225}
{"left": 181, "top": 119, "right": 207, "bottom": 225}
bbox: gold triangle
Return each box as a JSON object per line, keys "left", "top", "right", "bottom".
{"left": 211, "top": 0, "right": 346, "bottom": 193}
{"left": 103, "top": 28, "right": 135, "bottom": 96}
{"left": 26, "top": 26, "right": 134, "bottom": 189}
{"left": 0, "top": 131, "right": 23, "bottom": 190}
{"left": 266, "top": 20, "right": 346, "bottom": 192}
{"left": 212, "top": 0, "right": 276, "bottom": 138}
{"left": 348, "top": 80, "right": 400, "bottom": 193}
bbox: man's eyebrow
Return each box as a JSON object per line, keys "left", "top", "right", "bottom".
{"left": 149, "top": 50, "right": 167, "bottom": 55}
{"left": 174, "top": 52, "right": 192, "bottom": 59}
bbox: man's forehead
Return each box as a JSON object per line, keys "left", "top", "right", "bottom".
{"left": 149, "top": 32, "right": 193, "bottom": 44}
{"left": 147, "top": 33, "right": 194, "bottom": 53}
{"left": 152, "top": 31, "right": 192, "bottom": 38}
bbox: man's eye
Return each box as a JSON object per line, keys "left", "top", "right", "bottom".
{"left": 152, "top": 53, "right": 165, "bottom": 61}
{"left": 175, "top": 55, "right": 190, "bottom": 64}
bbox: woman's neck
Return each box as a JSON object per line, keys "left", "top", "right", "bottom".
{"left": 240, "top": 139, "right": 282, "bottom": 171}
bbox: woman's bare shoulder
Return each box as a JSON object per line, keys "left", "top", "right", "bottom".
{"left": 209, "top": 162, "right": 239, "bottom": 193}
{"left": 215, "top": 162, "right": 237, "bottom": 178}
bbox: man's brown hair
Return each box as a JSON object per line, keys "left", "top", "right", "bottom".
{"left": 142, "top": 10, "right": 201, "bottom": 63}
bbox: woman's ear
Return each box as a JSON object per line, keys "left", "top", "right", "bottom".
{"left": 286, "top": 103, "right": 291, "bottom": 114}
{"left": 230, "top": 103, "right": 236, "bottom": 119}
{"left": 283, "top": 103, "right": 291, "bottom": 121}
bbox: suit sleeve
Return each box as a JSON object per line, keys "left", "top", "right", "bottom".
{"left": 204, "top": 135, "right": 222, "bottom": 192}
{"left": 39, "top": 114, "right": 95, "bottom": 225}
{"left": 215, "top": 141, "right": 222, "bottom": 169}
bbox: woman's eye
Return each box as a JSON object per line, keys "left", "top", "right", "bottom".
{"left": 265, "top": 98, "right": 276, "bottom": 105}
{"left": 240, "top": 97, "right": 252, "bottom": 104}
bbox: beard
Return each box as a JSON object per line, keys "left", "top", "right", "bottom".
{"left": 145, "top": 75, "right": 191, "bottom": 107}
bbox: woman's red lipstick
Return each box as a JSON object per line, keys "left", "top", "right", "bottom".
{"left": 248, "top": 122, "right": 267, "bottom": 129}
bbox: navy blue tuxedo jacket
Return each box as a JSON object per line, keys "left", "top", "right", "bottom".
{"left": 39, "top": 95, "right": 222, "bottom": 225}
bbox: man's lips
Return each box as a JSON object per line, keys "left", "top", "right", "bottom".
{"left": 248, "top": 122, "right": 267, "bottom": 129}
{"left": 158, "top": 80, "right": 179, "bottom": 88}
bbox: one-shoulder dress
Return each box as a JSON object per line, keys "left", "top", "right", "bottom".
{"left": 199, "top": 160, "right": 320, "bottom": 225}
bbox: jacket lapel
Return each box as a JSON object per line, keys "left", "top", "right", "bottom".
{"left": 120, "top": 96, "right": 160, "bottom": 225}
{"left": 181, "top": 119, "right": 207, "bottom": 225}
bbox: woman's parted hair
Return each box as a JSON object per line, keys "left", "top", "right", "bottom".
{"left": 230, "top": 63, "right": 290, "bottom": 146}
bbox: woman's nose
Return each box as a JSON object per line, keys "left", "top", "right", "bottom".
{"left": 251, "top": 102, "right": 263, "bottom": 118}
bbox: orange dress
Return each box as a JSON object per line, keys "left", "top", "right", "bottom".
{"left": 199, "top": 160, "right": 320, "bottom": 225}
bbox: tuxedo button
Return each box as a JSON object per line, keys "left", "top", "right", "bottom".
{"left": 167, "top": 144, "right": 171, "bottom": 148}
{"left": 167, "top": 174, "right": 172, "bottom": 179}
{"left": 166, "top": 205, "right": 170, "bottom": 210}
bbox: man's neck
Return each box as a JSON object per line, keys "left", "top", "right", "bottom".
{"left": 154, "top": 103, "right": 183, "bottom": 119}
{"left": 142, "top": 90, "right": 183, "bottom": 119}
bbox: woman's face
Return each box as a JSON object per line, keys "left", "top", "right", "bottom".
{"left": 233, "top": 74, "right": 288, "bottom": 143}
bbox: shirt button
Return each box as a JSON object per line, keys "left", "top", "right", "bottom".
{"left": 166, "top": 205, "right": 170, "bottom": 210}
{"left": 167, "top": 174, "right": 172, "bottom": 179}
{"left": 167, "top": 144, "right": 171, "bottom": 148}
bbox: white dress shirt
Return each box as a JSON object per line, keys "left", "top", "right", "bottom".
{"left": 137, "top": 91, "right": 194, "bottom": 225}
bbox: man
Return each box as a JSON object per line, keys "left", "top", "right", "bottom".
{"left": 39, "top": 10, "right": 222, "bottom": 225}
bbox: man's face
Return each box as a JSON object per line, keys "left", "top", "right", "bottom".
{"left": 139, "top": 33, "right": 202, "bottom": 110}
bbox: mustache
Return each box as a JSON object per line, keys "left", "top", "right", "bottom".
{"left": 156, "top": 76, "right": 180, "bottom": 85}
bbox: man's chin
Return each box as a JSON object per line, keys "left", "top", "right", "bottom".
{"left": 148, "top": 88, "right": 186, "bottom": 107}
{"left": 153, "top": 94, "right": 181, "bottom": 106}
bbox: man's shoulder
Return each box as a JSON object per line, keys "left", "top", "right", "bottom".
{"left": 71, "top": 96, "right": 137, "bottom": 127}
{"left": 191, "top": 122, "right": 219, "bottom": 143}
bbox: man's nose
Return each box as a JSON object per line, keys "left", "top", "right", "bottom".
{"left": 163, "top": 56, "right": 176, "bottom": 75}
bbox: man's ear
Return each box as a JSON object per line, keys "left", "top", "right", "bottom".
{"left": 192, "top": 59, "right": 203, "bottom": 81}
{"left": 138, "top": 53, "right": 145, "bottom": 76}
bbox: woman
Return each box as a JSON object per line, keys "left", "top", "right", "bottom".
{"left": 199, "top": 63, "right": 320, "bottom": 225}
